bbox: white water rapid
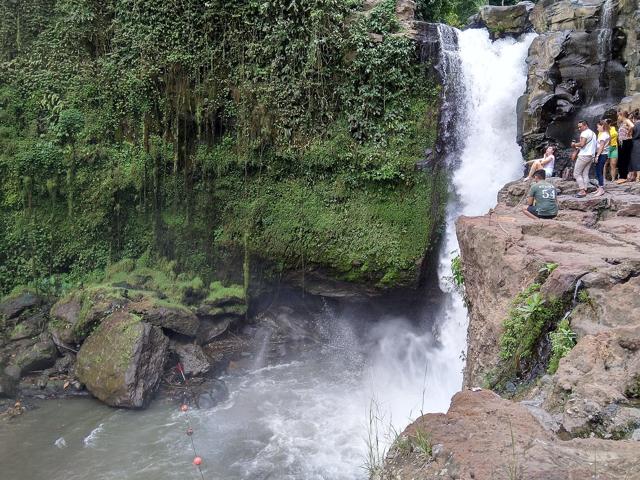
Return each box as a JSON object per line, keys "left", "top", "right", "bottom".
{"left": 0, "top": 29, "right": 535, "bottom": 480}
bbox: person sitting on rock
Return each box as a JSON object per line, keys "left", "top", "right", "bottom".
{"left": 523, "top": 169, "right": 558, "bottom": 220}
{"left": 526, "top": 145, "right": 556, "bottom": 179}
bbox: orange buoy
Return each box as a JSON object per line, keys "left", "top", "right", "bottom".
{"left": 180, "top": 404, "right": 189, "bottom": 412}
{"left": 193, "top": 456, "right": 202, "bottom": 466}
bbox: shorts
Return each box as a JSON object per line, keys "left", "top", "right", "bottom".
{"left": 608, "top": 147, "right": 618, "bottom": 159}
{"left": 527, "top": 205, "right": 557, "bottom": 219}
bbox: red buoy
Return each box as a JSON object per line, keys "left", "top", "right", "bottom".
{"left": 193, "top": 456, "right": 202, "bottom": 466}
{"left": 180, "top": 404, "right": 189, "bottom": 412}
{"left": 186, "top": 427, "right": 194, "bottom": 436}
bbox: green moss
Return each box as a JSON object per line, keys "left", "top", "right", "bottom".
{"left": 207, "top": 281, "right": 245, "bottom": 304}
{"left": 10, "top": 323, "right": 27, "bottom": 338}
{"left": 547, "top": 317, "right": 576, "bottom": 374}
{"left": 625, "top": 375, "right": 640, "bottom": 399}
{"left": 488, "top": 279, "right": 570, "bottom": 392}
{"left": 0, "top": 1, "right": 445, "bottom": 293}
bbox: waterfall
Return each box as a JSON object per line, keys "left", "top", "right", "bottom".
{"left": 596, "top": 0, "right": 616, "bottom": 94}
{"left": 598, "top": 0, "right": 616, "bottom": 63}
{"left": 2, "top": 28, "right": 539, "bottom": 480}
{"left": 435, "top": 28, "right": 536, "bottom": 394}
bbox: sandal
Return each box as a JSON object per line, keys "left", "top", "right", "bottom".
{"left": 615, "top": 179, "right": 627, "bottom": 184}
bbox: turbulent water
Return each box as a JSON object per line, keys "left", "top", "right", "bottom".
{"left": 0, "top": 29, "right": 535, "bottom": 480}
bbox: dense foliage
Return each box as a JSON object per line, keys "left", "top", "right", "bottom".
{"left": 0, "top": 0, "right": 449, "bottom": 295}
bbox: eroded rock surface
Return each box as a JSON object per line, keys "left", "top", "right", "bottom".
{"left": 472, "top": 1, "right": 535, "bottom": 38}
{"left": 382, "top": 180, "right": 640, "bottom": 478}
{"left": 519, "top": 0, "right": 638, "bottom": 172}
{"left": 381, "top": 390, "right": 640, "bottom": 480}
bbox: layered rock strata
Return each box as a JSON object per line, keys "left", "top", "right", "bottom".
{"left": 381, "top": 179, "right": 640, "bottom": 478}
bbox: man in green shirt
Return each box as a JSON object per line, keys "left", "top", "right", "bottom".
{"left": 523, "top": 169, "right": 558, "bottom": 220}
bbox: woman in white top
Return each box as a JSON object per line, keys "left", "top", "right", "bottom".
{"left": 594, "top": 119, "right": 610, "bottom": 197}
{"left": 527, "top": 146, "right": 556, "bottom": 179}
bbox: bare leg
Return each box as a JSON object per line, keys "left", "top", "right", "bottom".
{"left": 528, "top": 161, "right": 542, "bottom": 178}
{"left": 609, "top": 158, "right": 617, "bottom": 182}
{"left": 522, "top": 207, "right": 538, "bottom": 220}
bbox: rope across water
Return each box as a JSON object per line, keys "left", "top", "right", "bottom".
{"left": 177, "top": 363, "right": 206, "bottom": 480}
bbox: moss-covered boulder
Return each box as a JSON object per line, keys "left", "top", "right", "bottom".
{"left": 197, "top": 282, "right": 246, "bottom": 319}
{"left": 48, "top": 288, "right": 129, "bottom": 348}
{"left": 76, "top": 311, "right": 168, "bottom": 408}
{"left": 0, "top": 290, "right": 44, "bottom": 322}
{"left": 131, "top": 298, "right": 200, "bottom": 337}
{"left": 11, "top": 336, "right": 58, "bottom": 375}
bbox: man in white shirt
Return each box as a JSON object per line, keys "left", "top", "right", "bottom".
{"left": 571, "top": 120, "right": 597, "bottom": 197}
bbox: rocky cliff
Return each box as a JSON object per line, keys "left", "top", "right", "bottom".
{"left": 518, "top": 0, "right": 640, "bottom": 172}
{"left": 380, "top": 179, "right": 640, "bottom": 479}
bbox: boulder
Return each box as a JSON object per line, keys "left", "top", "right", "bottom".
{"left": 171, "top": 342, "right": 210, "bottom": 376}
{"left": 8, "top": 311, "right": 46, "bottom": 341}
{"left": 76, "top": 311, "right": 168, "bottom": 408}
{"left": 0, "top": 367, "right": 18, "bottom": 398}
{"left": 49, "top": 288, "right": 128, "bottom": 348}
{"left": 476, "top": 1, "right": 534, "bottom": 38}
{"left": 196, "top": 317, "right": 232, "bottom": 345}
{"left": 11, "top": 336, "right": 58, "bottom": 375}
{"left": 132, "top": 300, "right": 200, "bottom": 337}
{"left": 530, "top": 0, "right": 603, "bottom": 33}
{"left": 0, "top": 291, "right": 44, "bottom": 321}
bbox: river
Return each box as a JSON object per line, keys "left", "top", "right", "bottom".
{"left": 0, "top": 28, "right": 535, "bottom": 480}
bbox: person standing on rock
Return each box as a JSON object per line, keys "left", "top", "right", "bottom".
{"left": 523, "top": 169, "right": 558, "bottom": 220}
{"left": 571, "top": 120, "right": 596, "bottom": 198}
{"left": 605, "top": 119, "right": 618, "bottom": 181}
{"left": 593, "top": 120, "right": 610, "bottom": 197}
{"left": 629, "top": 111, "right": 640, "bottom": 182}
{"left": 617, "top": 110, "right": 635, "bottom": 184}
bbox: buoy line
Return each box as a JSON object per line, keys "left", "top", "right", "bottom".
{"left": 177, "top": 363, "right": 206, "bottom": 480}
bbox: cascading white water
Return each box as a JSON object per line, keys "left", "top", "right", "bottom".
{"left": 435, "top": 29, "right": 536, "bottom": 412}
{"left": 597, "top": 0, "right": 615, "bottom": 64}
{"left": 0, "top": 28, "right": 536, "bottom": 480}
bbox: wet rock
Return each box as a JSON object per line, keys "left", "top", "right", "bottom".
{"left": 53, "top": 354, "right": 75, "bottom": 375}
{"left": 476, "top": 1, "right": 534, "bottom": 38}
{"left": 195, "top": 380, "right": 229, "bottom": 409}
{"left": 0, "top": 369, "right": 18, "bottom": 398}
{"left": 76, "top": 311, "right": 168, "bottom": 408}
{"left": 133, "top": 300, "right": 200, "bottom": 337}
{"left": 171, "top": 342, "right": 210, "bottom": 376}
{"left": 0, "top": 291, "right": 44, "bottom": 321}
{"left": 196, "top": 317, "right": 231, "bottom": 345}
{"left": 49, "top": 288, "right": 128, "bottom": 348}
{"left": 48, "top": 292, "right": 84, "bottom": 347}
{"left": 8, "top": 311, "right": 46, "bottom": 341}
{"left": 12, "top": 336, "right": 58, "bottom": 376}
{"left": 519, "top": 0, "right": 633, "bottom": 172}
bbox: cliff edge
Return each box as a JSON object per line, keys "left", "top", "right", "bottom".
{"left": 379, "top": 178, "right": 640, "bottom": 479}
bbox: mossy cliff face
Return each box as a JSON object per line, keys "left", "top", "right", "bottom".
{"left": 0, "top": 0, "right": 447, "bottom": 295}
{"left": 76, "top": 311, "right": 168, "bottom": 409}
